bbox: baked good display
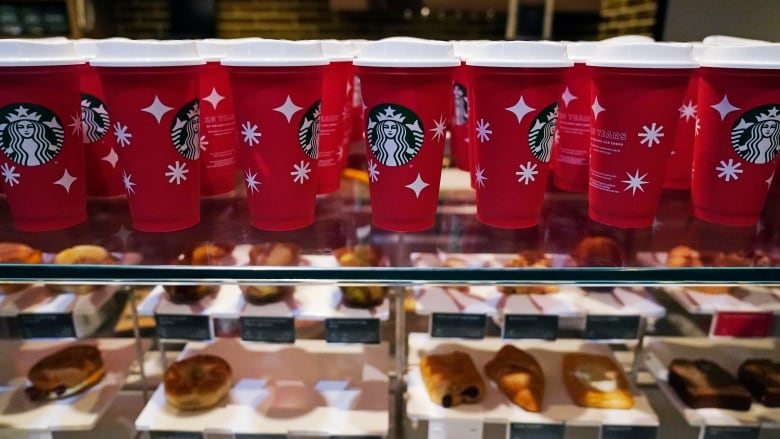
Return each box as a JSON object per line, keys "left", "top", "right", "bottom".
{"left": 50, "top": 245, "right": 117, "bottom": 295}
{"left": 241, "top": 242, "right": 301, "bottom": 304}
{"left": 498, "top": 251, "right": 559, "bottom": 295}
{"left": 163, "top": 354, "right": 232, "bottom": 410}
{"left": 738, "top": 359, "right": 780, "bottom": 407}
{"left": 26, "top": 344, "right": 105, "bottom": 401}
{"left": 484, "top": 345, "right": 544, "bottom": 412}
{"left": 0, "top": 242, "right": 42, "bottom": 294}
{"left": 665, "top": 246, "right": 743, "bottom": 294}
{"left": 562, "top": 352, "right": 633, "bottom": 409}
{"left": 571, "top": 236, "right": 625, "bottom": 267}
{"left": 164, "top": 243, "right": 235, "bottom": 303}
{"left": 334, "top": 245, "right": 387, "bottom": 308}
{"left": 668, "top": 359, "right": 752, "bottom": 411}
{"left": 419, "top": 351, "right": 486, "bottom": 408}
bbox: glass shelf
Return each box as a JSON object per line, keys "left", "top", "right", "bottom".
{"left": 0, "top": 169, "right": 778, "bottom": 285}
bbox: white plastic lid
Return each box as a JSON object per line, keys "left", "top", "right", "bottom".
{"left": 566, "top": 41, "right": 599, "bottom": 63}
{"left": 354, "top": 37, "right": 459, "bottom": 68}
{"left": 451, "top": 40, "right": 486, "bottom": 61}
{"left": 601, "top": 35, "right": 655, "bottom": 45}
{"left": 91, "top": 40, "right": 204, "bottom": 67}
{"left": 691, "top": 42, "right": 705, "bottom": 62}
{"left": 196, "top": 39, "right": 231, "bottom": 62}
{"left": 320, "top": 40, "right": 357, "bottom": 62}
{"left": 702, "top": 35, "right": 768, "bottom": 46}
{"left": 587, "top": 42, "right": 696, "bottom": 69}
{"left": 698, "top": 43, "right": 780, "bottom": 69}
{"left": 73, "top": 38, "right": 98, "bottom": 59}
{"left": 466, "top": 41, "right": 572, "bottom": 68}
{"left": 222, "top": 38, "right": 327, "bottom": 67}
{"left": 0, "top": 39, "right": 84, "bottom": 66}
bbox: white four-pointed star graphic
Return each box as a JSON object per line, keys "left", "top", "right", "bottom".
{"left": 506, "top": 96, "right": 535, "bottom": 124}
{"left": 68, "top": 114, "right": 82, "bottom": 135}
{"left": 716, "top": 159, "right": 743, "bottom": 182}
{"left": 591, "top": 97, "right": 606, "bottom": 120}
{"left": 102, "top": 148, "right": 119, "bottom": 168}
{"left": 679, "top": 100, "right": 697, "bottom": 122}
{"left": 711, "top": 95, "right": 740, "bottom": 121}
{"left": 622, "top": 169, "right": 649, "bottom": 195}
{"left": 245, "top": 169, "right": 261, "bottom": 193}
{"left": 405, "top": 173, "right": 429, "bottom": 198}
{"left": 767, "top": 172, "right": 775, "bottom": 187}
{"left": 203, "top": 87, "right": 225, "bottom": 110}
{"left": 515, "top": 161, "right": 538, "bottom": 185}
{"left": 165, "top": 161, "right": 189, "bottom": 185}
{"left": 274, "top": 95, "right": 303, "bottom": 123}
{"left": 367, "top": 160, "right": 380, "bottom": 182}
{"left": 475, "top": 164, "right": 487, "bottom": 188}
{"left": 142, "top": 95, "right": 174, "bottom": 123}
{"left": 430, "top": 115, "right": 447, "bottom": 141}
{"left": 54, "top": 168, "right": 77, "bottom": 193}
{"left": 122, "top": 170, "right": 136, "bottom": 194}
{"left": 291, "top": 160, "right": 312, "bottom": 184}
{"left": 476, "top": 119, "right": 492, "bottom": 143}
{"left": 113, "top": 122, "right": 132, "bottom": 147}
{"left": 1, "top": 163, "right": 19, "bottom": 187}
{"left": 638, "top": 123, "right": 665, "bottom": 147}
{"left": 241, "top": 121, "right": 262, "bottom": 146}
{"left": 561, "top": 87, "right": 578, "bottom": 108}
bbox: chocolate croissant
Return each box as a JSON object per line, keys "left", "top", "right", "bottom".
{"left": 420, "top": 351, "right": 485, "bottom": 408}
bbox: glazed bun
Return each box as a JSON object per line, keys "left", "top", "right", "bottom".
{"left": 164, "top": 354, "right": 232, "bottom": 410}
{"left": 26, "top": 345, "right": 105, "bottom": 401}
{"left": 0, "top": 242, "right": 42, "bottom": 294}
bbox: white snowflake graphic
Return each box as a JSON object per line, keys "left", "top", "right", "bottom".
{"left": 476, "top": 119, "right": 492, "bottom": 143}
{"left": 622, "top": 169, "right": 649, "bottom": 195}
{"left": 515, "top": 161, "right": 538, "bottom": 185}
{"left": 1, "top": 163, "right": 19, "bottom": 187}
{"left": 200, "top": 135, "right": 208, "bottom": 151}
{"left": 241, "top": 121, "right": 262, "bottom": 146}
{"left": 475, "top": 164, "right": 487, "bottom": 188}
{"left": 113, "top": 122, "right": 132, "bottom": 147}
{"left": 367, "top": 160, "right": 380, "bottom": 182}
{"left": 165, "top": 161, "right": 189, "bottom": 185}
{"left": 716, "top": 159, "right": 743, "bottom": 182}
{"left": 679, "top": 101, "right": 697, "bottom": 122}
{"left": 122, "top": 170, "right": 136, "bottom": 194}
{"left": 291, "top": 160, "right": 312, "bottom": 184}
{"left": 638, "top": 123, "right": 664, "bottom": 147}
{"left": 245, "top": 169, "right": 261, "bottom": 193}
{"left": 68, "top": 114, "right": 82, "bottom": 135}
{"left": 430, "top": 116, "right": 447, "bottom": 142}
{"left": 695, "top": 117, "right": 701, "bottom": 136}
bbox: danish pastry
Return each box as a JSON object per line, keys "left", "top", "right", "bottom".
{"left": 562, "top": 353, "right": 633, "bottom": 409}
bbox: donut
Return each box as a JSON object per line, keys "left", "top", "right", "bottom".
{"left": 0, "top": 242, "right": 42, "bottom": 294}
{"left": 50, "top": 245, "right": 116, "bottom": 295}
{"left": 26, "top": 344, "right": 105, "bottom": 401}
{"left": 163, "top": 354, "right": 232, "bottom": 410}
{"left": 241, "top": 243, "right": 300, "bottom": 304}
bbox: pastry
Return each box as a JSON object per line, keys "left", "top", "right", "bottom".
{"left": 665, "top": 246, "right": 731, "bottom": 294}
{"left": 571, "top": 236, "right": 624, "bottom": 267}
{"left": 164, "top": 243, "right": 235, "bottom": 303}
{"left": 738, "top": 359, "right": 780, "bottom": 407}
{"left": 0, "top": 242, "right": 42, "bottom": 294}
{"left": 26, "top": 345, "right": 105, "bottom": 401}
{"left": 241, "top": 242, "right": 300, "bottom": 304}
{"left": 163, "top": 354, "right": 232, "bottom": 410}
{"left": 334, "top": 245, "right": 387, "bottom": 308}
{"left": 484, "top": 345, "right": 544, "bottom": 412}
{"left": 50, "top": 245, "right": 117, "bottom": 295}
{"left": 498, "top": 251, "right": 559, "bottom": 295}
{"left": 668, "top": 359, "right": 752, "bottom": 411}
{"left": 420, "top": 351, "right": 485, "bottom": 408}
{"left": 562, "top": 352, "right": 633, "bottom": 409}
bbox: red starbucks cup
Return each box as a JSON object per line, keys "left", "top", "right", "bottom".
{"left": 466, "top": 41, "right": 571, "bottom": 229}
{"left": 317, "top": 40, "right": 356, "bottom": 194}
{"left": 349, "top": 39, "right": 368, "bottom": 148}
{"left": 223, "top": 39, "right": 327, "bottom": 230}
{"left": 587, "top": 43, "right": 696, "bottom": 228}
{"left": 0, "top": 40, "right": 87, "bottom": 231}
{"left": 450, "top": 41, "right": 482, "bottom": 173}
{"left": 92, "top": 40, "right": 204, "bottom": 232}
{"left": 691, "top": 43, "right": 780, "bottom": 226}
{"left": 355, "top": 37, "right": 459, "bottom": 232}
{"left": 195, "top": 40, "right": 238, "bottom": 197}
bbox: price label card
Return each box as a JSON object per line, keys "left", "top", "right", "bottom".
{"left": 236, "top": 435, "right": 287, "bottom": 439}
{"left": 330, "top": 436, "right": 383, "bottom": 439}
{"left": 431, "top": 313, "right": 486, "bottom": 339}
{"left": 155, "top": 314, "right": 211, "bottom": 340}
{"left": 509, "top": 422, "right": 564, "bottom": 439}
{"left": 503, "top": 314, "right": 558, "bottom": 340}
{"left": 149, "top": 432, "right": 204, "bottom": 439}
{"left": 325, "top": 318, "right": 380, "bottom": 344}
{"left": 18, "top": 313, "right": 76, "bottom": 339}
{"left": 240, "top": 317, "right": 295, "bottom": 343}
{"left": 601, "top": 425, "right": 657, "bottom": 439}
{"left": 711, "top": 312, "right": 773, "bottom": 338}
{"left": 584, "top": 315, "right": 640, "bottom": 340}
{"left": 429, "top": 418, "right": 483, "bottom": 439}
{"left": 702, "top": 426, "right": 760, "bottom": 439}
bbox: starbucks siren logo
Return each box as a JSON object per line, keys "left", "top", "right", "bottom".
{"left": 452, "top": 83, "right": 468, "bottom": 126}
{"left": 170, "top": 100, "right": 200, "bottom": 160}
{"left": 80, "top": 94, "right": 110, "bottom": 144}
{"left": 731, "top": 104, "right": 780, "bottom": 164}
{"left": 527, "top": 103, "right": 558, "bottom": 163}
{"left": 366, "top": 104, "right": 424, "bottom": 167}
{"left": 0, "top": 103, "right": 64, "bottom": 166}
{"left": 298, "top": 100, "right": 321, "bottom": 159}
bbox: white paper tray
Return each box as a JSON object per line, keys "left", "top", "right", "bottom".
{"left": 642, "top": 337, "right": 780, "bottom": 427}
{"left": 135, "top": 338, "right": 389, "bottom": 436}
{"left": 406, "top": 333, "right": 659, "bottom": 427}
{"left": 0, "top": 338, "right": 145, "bottom": 432}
